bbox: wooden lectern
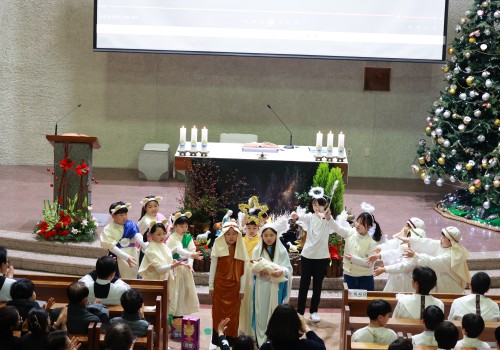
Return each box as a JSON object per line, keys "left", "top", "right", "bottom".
{"left": 46, "top": 135, "right": 101, "bottom": 210}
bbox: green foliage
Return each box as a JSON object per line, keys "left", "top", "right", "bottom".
{"left": 327, "top": 167, "right": 345, "bottom": 217}
{"left": 298, "top": 162, "right": 345, "bottom": 215}
{"left": 413, "top": 0, "right": 500, "bottom": 216}
{"left": 312, "top": 163, "right": 330, "bottom": 188}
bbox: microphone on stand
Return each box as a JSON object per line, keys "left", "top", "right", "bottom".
{"left": 55, "top": 103, "right": 82, "bottom": 135}
{"left": 266, "top": 104, "right": 294, "bottom": 149}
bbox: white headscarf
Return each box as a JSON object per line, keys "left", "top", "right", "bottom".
{"left": 442, "top": 226, "right": 470, "bottom": 288}
{"left": 211, "top": 221, "right": 248, "bottom": 261}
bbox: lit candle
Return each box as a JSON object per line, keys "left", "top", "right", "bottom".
{"left": 316, "top": 131, "right": 323, "bottom": 151}
{"left": 201, "top": 127, "right": 208, "bottom": 148}
{"left": 327, "top": 131, "right": 334, "bottom": 151}
{"left": 191, "top": 125, "right": 198, "bottom": 148}
{"left": 338, "top": 132, "right": 345, "bottom": 157}
{"left": 179, "top": 126, "right": 186, "bottom": 148}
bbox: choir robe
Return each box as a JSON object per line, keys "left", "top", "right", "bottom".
{"left": 393, "top": 293, "right": 444, "bottom": 319}
{"left": 448, "top": 294, "right": 500, "bottom": 321}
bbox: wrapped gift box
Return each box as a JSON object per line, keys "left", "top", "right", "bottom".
{"left": 181, "top": 316, "right": 200, "bottom": 350}
{"left": 171, "top": 318, "right": 183, "bottom": 341}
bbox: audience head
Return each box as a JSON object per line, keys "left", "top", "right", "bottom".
{"left": 10, "top": 278, "right": 36, "bottom": 300}
{"left": 233, "top": 335, "right": 254, "bottom": 350}
{"left": 26, "top": 308, "right": 51, "bottom": 336}
{"left": 0, "top": 246, "right": 9, "bottom": 273}
{"left": 366, "top": 299, "right": 392, "bottom": 326}
{"left": 0, "top": 306, "right": 21, "bottom": 334}
{"left": 120, "top": 289, "right": 143, "bottom": 314}
{"left": 495, "top": 325, "right": 500, "bottom": 349}
{"left": 67, "top": 281, "right": 89, "bottom": 304}
{"left": 435, "top": 321, "right": 459, "bottom": 349}
{"left": 46, "top": 330, "right": 72, "bottom": 350}
{"left": 265, "top": 304, "right": 302, "bottom": 342}
{"left": 471, "top": 271, "right": 491, "bottom": 295}
{"left": 96, "top": 256, "right": 117, "bottom": 280}
{"left": 104, "top": 322, "right": 134, "bottom": 350}
{"left": 388, "top": 338, "right": 413, "bottom": 350}
{"left": 462, "top": 313, "right": 485, "bottom": 339}
{"left": 422, "top": 305, "right": 445, "bottom": 331}
{"left": 412, "top": 266, "right": 437, "bottom": 295}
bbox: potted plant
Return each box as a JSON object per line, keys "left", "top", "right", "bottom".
{"left": 326, "top": 233, "right": 344, "bottom": 277}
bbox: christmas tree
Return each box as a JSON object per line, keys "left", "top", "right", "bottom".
{"left": 413, "top": 0, "right": 500, "bottom": 228}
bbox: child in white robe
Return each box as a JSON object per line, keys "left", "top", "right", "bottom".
{"left": 138, "top": 221, "right": 182, "bottom": 280}
{"left": 139, "top": 221, "right": 182, "bottom": 320}
{"left": 412, "top": 305, "right": 444, "bottom": 347}
{"left": 250, "top": 223, "right": 292, "bottom": 347}
{"left": 165, "top": 212, "right": 202, "bottom": 318}
{"left": 455, "top": 313, "right": 491, "bottom": 349}
{"left": 370, "top": 227, "right": 426, "bottom": 293}
{"left": 137, "top": 196, "right": 167, "bottom": 237}
{"left": 449, "top": 271, "right": 500, "bottom": 322}
{"left": 401, "top": 226, "right": 470, "bottom": 293}
{"left": 352, "top": 299, "right": 398, "bottom": 344}
{"left": 100, "top": 202, "right": 148, "bottom": 279}
{"left": 392, "top": 266, "right": 444, "bottom": 319}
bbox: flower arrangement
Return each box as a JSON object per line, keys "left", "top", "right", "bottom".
{"left": 194, "top": 238, "right": 211, "bottom": 258}
{"left": 328, "top": 233, "right": 344, "bottom": 264}
{"left": 35, "top": 152, "right": 99, "bottom": 242}
{"left": 34, "top": 194, "right": 98, "bottom": 242}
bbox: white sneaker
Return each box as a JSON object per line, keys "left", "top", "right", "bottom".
{"left": 310, "top": 312, "right": 321, "bottom": 323}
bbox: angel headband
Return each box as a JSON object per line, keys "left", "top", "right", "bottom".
{"left": 111, "top": 203, "right": 131, "bottom": 215}
{"left": 140, "top": 196, "right": 163, "bottom": 207}
{"left": 149, "top": 219, "right": 168, "bottom": 228}
{"left": 171, "top": 211, "right": 192, "bottom": 223}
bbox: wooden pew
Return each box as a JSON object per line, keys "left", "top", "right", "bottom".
{"left": 345, "top": 305, "right": 500, "bottom": 345}
{"left": 341, "top": 282, "right": 500, "bottom": 319}
{"left": 94, "top": 322, "right": 154, "bottom": 350}
{"left": 14, "top": 273, "right": 168, "bottom": 350}
{"left": 68, "top": 322, "right": 96, "bottom": 350}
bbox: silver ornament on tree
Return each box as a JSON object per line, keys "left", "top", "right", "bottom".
{"left": 436, "top": 128, "right": 443, "bottom": 136}
{"left": 465, "top": 67, "right": 471, "bottom": 73}
{"left": 449, "top": 175, "right": 456, "bottom": 183}
{"left": 495, "top": 10, "right": 500, "bottom": 18}
{"left": 484, "top": 29, "right": 491, "bottom": 35}
{"left": 483, "top": 201, "right": 490, "bottom": 209}
{"left": 459, "top": 93, "right": 467, "bottom": 100}
{"left": 484, "top": 184, "right": 490, "bottom": 190}
{"left": 474, "top": 109, "right": 481, "bottom": 117}
{"left": 424, "top": 177, "right": 431, "bottom": 185}
{"left": 480, "top": 44, "right": 487, "bottom": 51}
{"left": 443, "top": 140, "right": 450, "bottom": 148}
{"left": 443, "top": 110, "right": 451, "bottom": 118}
{"left": 485, "top": 79, "right": 492, "bottom": 88}
{"left": 477, "top": 134, "right": 486, "bottom": 142}
{"left": 436, "top": 178, "right": 444, "bottom": 186}
{"left": 482, "top": 93, "right": 490, "bottom": 101}
{"left": 482, "top": 71, "right": 490, "bottom": 78}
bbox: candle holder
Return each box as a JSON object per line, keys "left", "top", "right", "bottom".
{"left": 338, "top": 145, "right": 346, "bottom": 160}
